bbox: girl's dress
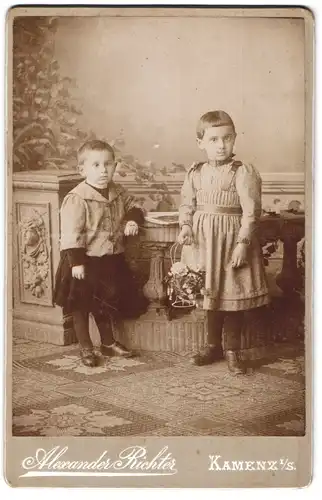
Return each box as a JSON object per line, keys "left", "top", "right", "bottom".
{"left": 179, "top": 158, "right": 270, "bottom": 311}
{"left": 54, "top": 181, "right": 147, "bottom": 319}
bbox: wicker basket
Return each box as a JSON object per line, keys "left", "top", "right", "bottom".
{"left": 165, "top": 242, "right": 205, "bottom": 308}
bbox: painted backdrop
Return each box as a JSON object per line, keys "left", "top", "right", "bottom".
{"left": 13, "top": 15, "right": 305, "bottom": 211}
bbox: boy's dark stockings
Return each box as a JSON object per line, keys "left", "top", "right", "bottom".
{"left": 94, "top": 313, "right": 115, "bottom": 346}
{"left": 71, "top": 310, "right": 114, "bottom": 349}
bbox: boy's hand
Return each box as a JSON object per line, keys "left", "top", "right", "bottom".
{"left": 231, "top": 243, "right": 248, "bottom": 268}
{"left": 72, "top": 265, "right": 85, "bottom": 279}
{"left": 124, "top": 221, "right": 139, "bottom": 236}
{"left": 178, "top": 225, "right": 193, "bottom": 245}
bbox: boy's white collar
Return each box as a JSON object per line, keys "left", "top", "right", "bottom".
{"left": 70, "top": 180, "right": 122, "bottom": 202}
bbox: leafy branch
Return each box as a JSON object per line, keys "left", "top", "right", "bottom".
{"left": 13, "top": 16, "right": 90, "bottom": 171}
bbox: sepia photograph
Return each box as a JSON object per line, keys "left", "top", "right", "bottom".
{"left": 5, "top": 5, "right": 313, "bottom": 488}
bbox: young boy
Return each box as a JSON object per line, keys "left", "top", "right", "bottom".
{"left": 54, "top": 139, "right": 147, "bottom": 367}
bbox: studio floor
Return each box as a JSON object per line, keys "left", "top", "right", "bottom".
{"left": 11, "top": 337, "right": 306, "bottom": 437}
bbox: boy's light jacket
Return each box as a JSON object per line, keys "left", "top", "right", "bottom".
{"left": 59, "top": 181, "right": 143, "bottom": 256}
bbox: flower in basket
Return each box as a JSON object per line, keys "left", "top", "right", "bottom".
{"left": 170, "top": 262, "right": 189, "bottom": 275}
{"left": 164, "top": 263, "right": 206, "bottom": 308}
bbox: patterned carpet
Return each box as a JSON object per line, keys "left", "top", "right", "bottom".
{"left": 12, "top": 338, "right": 305, "bottom": 437}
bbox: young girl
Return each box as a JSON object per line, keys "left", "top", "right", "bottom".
{"left": 178, "top": 111, "right": 270, "bottom": 375}
{"left": 54, "top": 139, "right": 147, "bottom": 367}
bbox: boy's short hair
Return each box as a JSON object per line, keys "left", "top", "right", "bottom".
{"left": 77, "top": 139, "right": 115, "bottom": 165}
{"left": 196, "top": 111, "right": 236, "bottom": 139}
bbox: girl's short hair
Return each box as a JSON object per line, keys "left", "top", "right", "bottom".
{"left": 196, "top": 111, "right": 236, "bottom": 139}
{"left": 77, "top": 139, "right": 115, "bottom": 165}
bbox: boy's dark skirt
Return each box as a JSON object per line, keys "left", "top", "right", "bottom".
{"left": 54, "top": 251, "right": 148, "bottom": 320}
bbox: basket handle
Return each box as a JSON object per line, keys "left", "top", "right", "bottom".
{"left": 170, "top": 242, "right": 182, "bottom": 266}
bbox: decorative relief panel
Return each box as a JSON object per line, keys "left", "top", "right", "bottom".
{"left": 16, "top": 202, "right": 53, "bottom": 306}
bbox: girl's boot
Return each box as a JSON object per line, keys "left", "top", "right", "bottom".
{"left": 191, "top": 345, "right": 223, "bottom": 366}
{"left": 191, "top": 311, "right": 224, "bottom": 365}
{"left": 224, "top": 311, "right": 246, "bottom": 375}
{"left": 224, "top": 350, "right": 246, "bottom": 375}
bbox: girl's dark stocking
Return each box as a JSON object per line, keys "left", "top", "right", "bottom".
{"left": 224, "top": 311, "right": 244, "bottom": 351}
{"left": 207, "top": 310, "right": 225, "bottom": 347}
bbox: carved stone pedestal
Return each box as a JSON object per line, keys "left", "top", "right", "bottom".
{"left": 142, "top": 242, "right": 168, "bottom": 311}
{"left": 12, "top": 170, "right": 81, "bottom": 345}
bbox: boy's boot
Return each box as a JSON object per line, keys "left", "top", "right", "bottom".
{"left": 101, "top": 341, "right": 133, "bottom": 358}
{"left": 80, "top": 347, "right": 98, "bottom": 367}
{"left": 72, "top": 311, "right": 98, "bottom": 367}
{"left": 95, "top": 314, "right": 133, "bottom": 358}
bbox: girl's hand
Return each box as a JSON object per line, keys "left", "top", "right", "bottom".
{"left": 124, "top": 220, "right": 139, "bottom": 236}
{"left": 231, "top": 243, "right": 248, "bottom": 268}
{"left": 72, "top": 265, "right": 85, "bottom": 279}
{"left": 178, "top": 225, "right": 193, "bottom": 245}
